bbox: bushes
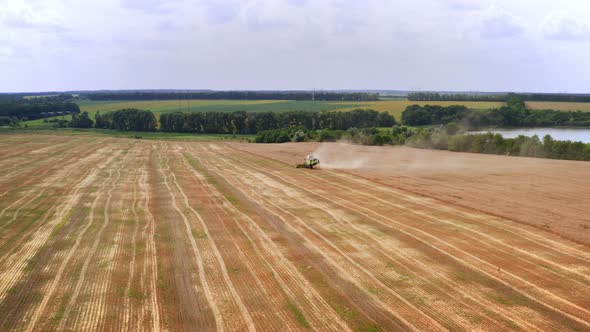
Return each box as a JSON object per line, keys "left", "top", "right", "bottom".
{"left": 0, "top": 116, "right": 14, "bottom": 126}
{"left": 255, "top": 127, "right": 348, "bottom": 143}
{"left": 70, "top": 112, "right": 94, "bottom": 128}
{"left": 367, "top": 134, "right": 385, "bottom": 146}
{"left": 255, "top": 127, "right": 302, "bottom": 143}
{"left": 254, "top": 126, "right": 405, "bottom": 146}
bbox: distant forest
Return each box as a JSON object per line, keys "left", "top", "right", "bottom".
{"left": 80, "top": 91, "right": 380, "bottom": 101}
{"left": 408, "top": 92, "right": 590, "bottom": 103}
{"left": 0, "top": 95, "right": 80, "bottom": 125}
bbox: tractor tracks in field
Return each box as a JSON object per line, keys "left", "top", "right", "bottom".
{"left": 233, "top": 149, "right": 590, "bottom": 329}
{"left": 176, "top": 146, "right": 353, "bottom": 331}
{"left": 61, "top": 146, "right": 133, "bottom": 331}
{"left": 203, "top": 144, "right": 590, "bottom": 330}
{"left": 0, "top": 142, "right": 112, "bottom": 236}
{"left": 0, "top": 147, "right": 118, "bottom": 308}
{"left": 193, "top": 144, "right": 428, "bottom": 331}
{"left": 322, "top": 170, "right": 590, "bottom": 263}
{"left": 156, "top": 145, "right": 226, "bottom": 331}
{"left": 0, "top": 146, "right": 122, "bottom": 331}
{"left": 25, "top": 147, "right": 127, "bottom": 332}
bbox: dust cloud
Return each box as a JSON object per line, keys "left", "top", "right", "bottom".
{"left": 310, "top": 142, "right": 482, "bottom": 174}
{"left": 311, "top": 143, "right": 370, "bottom": 169}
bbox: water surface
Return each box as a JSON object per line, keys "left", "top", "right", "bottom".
{"left": 469, "top": 128, "right": 590, "bottom": 143}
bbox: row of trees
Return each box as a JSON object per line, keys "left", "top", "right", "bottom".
{"left": 402, "top": 100, "right": 590, "bottom": 127}
{"left": 408, "top": 92, "right": 590, "bottom": 103}
{"left": 81, "top": 91, "right": 379, "bottom": 101}
{"left": 94, "top": 109, "right": 157, "bottom": 131}
{"left": 408, "top": 92, "right": 506, "bottom": 102}
{"left": 160, "top": 109, "right": 395, "bottom": 134}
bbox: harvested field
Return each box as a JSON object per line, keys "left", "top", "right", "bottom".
{"left": 1, "top": 133, "right": 589, "bottom": 331}
{"left": 235, "top": 142, "right": 590, "bottom": 246}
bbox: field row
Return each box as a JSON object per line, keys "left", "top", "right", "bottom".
{"left": 0, "top": 134, "right": 588, "bottom": 331}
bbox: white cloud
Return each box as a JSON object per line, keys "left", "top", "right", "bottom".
{"left": 0, "top": 4, "right": 65, "bottom": 32}
{"left": 120, "top": 0, "right": 179, "bottom": 14}
{"left": 203, "top": 0, "right": 241, "bottom": 25}
{"left": 543, "top": 12, "right": 590, "bottom": 41}
{"left": 478, "top": 6, "right": 524, "bottom": 39}
{"left": 287, "top": 0, "right": 306, "bottom": 6}
{"left": 447, "top": 0, "right": 485, "bottom": 11}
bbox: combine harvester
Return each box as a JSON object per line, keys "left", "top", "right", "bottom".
{"left": 296, "top": 154, "right": 320, "bottom": 169}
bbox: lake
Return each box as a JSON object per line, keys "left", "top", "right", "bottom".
{"left": 468, "top": 128, "right": 590, "bottom": 143}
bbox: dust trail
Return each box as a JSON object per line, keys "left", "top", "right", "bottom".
{"left": 311, "top": 143, "right": 369, "bottom": 169}
{"left": 312, "top": 142, "right": 507, "bottom": 174}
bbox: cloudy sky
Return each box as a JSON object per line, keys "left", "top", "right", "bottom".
{"left": 1, "top": 0, "right": 589, "bottom": 93}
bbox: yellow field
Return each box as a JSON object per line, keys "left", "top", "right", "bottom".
{"left": 329, "top": 100, "right": 505, "bottom": 120}
{"left": 526, "top": 101, "right": 590, "bottom": 112}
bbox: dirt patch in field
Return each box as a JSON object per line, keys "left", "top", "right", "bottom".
{"left": 230, "top": 142, "right": 590, "bottom": 245}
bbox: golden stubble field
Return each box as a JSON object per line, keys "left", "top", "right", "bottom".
{"left": 0, "top": 133, "right": 589, "bottom": 331}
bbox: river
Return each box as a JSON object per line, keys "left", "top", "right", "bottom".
{"left": 468, "top": 128, "right": 590, "bottom": 143}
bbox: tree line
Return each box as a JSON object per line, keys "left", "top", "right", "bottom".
{"left": 402, "top": 96, "right": 590, "bottom": 128}
{"left": 81, "top": 91, "right": 379, "bottom": 101}
{"left": 159, "top": 109, "right": 395, "bottom": 134}
{"left": 70, "top": 108, "right": 395, "bottom": 134}
{"left": 94, "top": 109, "right": 157, "bottom": 131}
{"left": 408, "top": 92, "right": 506, "bottom": 102}
{"left": 408, "top": 92, "right": 590, "bottom": 103}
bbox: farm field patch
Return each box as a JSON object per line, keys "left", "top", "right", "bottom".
{"left": 526, "top": 101, "right": 590, "bottom": 112}
{"left": 0, "top": 134, "right": 589, "bottom": 331}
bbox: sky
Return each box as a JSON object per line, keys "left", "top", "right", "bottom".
{"left": 1, "top": 0, "right": 589, "bottom": 93}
